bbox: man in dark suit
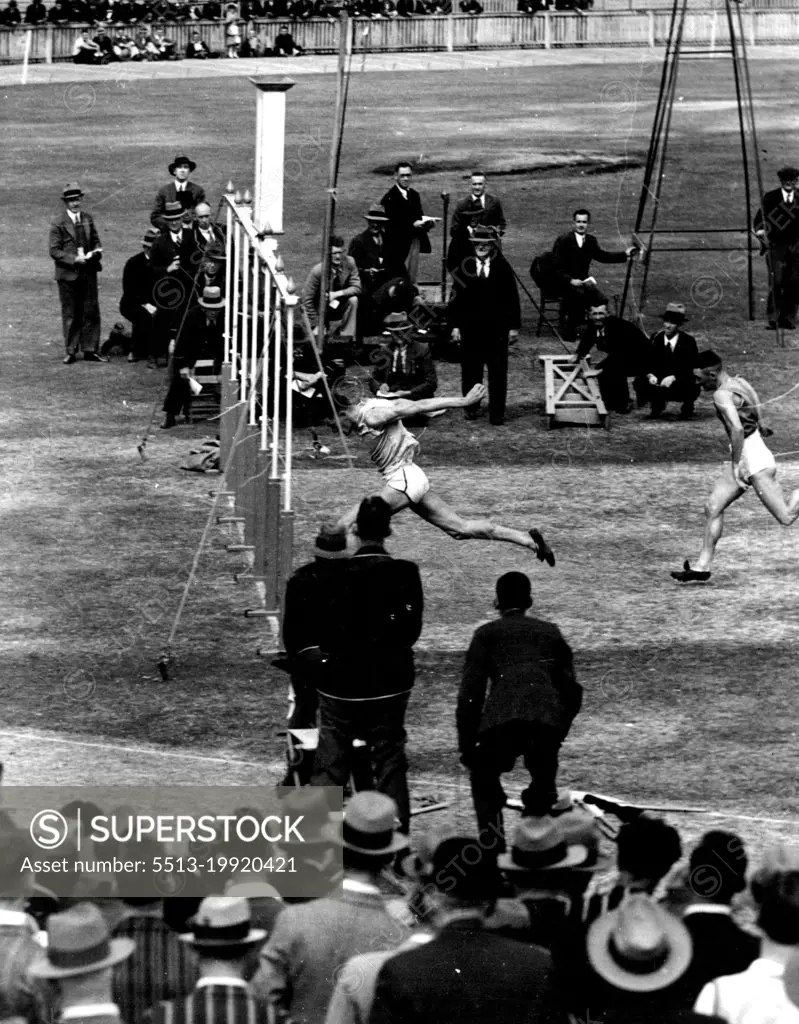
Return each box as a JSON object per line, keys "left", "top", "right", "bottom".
{"left": 381, "top": 162, "right": 437, "bottom": 282}
{"left": 574, "top": 300, "right": 651, "bottom": 414}
{"left": 368, "top": 312, "right": 438, "bottom": 402}
{"left": 147, "top": 896, "right": 271, "bottom": 1024}
{"left": 49, "top": 183, "right": 106, "bottom": 365}
{"left": 458, "top": 571, "right": 582, "bottom": 849}
{"left": 119, "top": 227, "right": 161, "bottom": 363}
{"left": 448, "top": 224, "right": 520, "bottom": 425}
{"left": 150, "top": 200, "right": 199, "bottom": 333}
{"left": 634, "top": 302, "right": 700, "bottom": 419}
{"left": 311, "top": 497, "right": 424, "bottom": 838}
{"left": 552, "top": 208, "right": 638, "bottom": 340}
{"left": 151, "top": 153, "right": 206, "bottom": 230}
{"left": 349, "top": 203, "right": 390, "bottom": 335}
{"left": 192, "top": 202, "right": 225, "bottom": 252}
{"left": 370, "top": 836, "right": 566, "bottom": 1024}
{"left": 447, "top": 170, "right": 506, "bottom": 275}
{"left": 161, "top": 285, "right": 224, "bottom": 428}
{"left": 753, "top": 164, "right": 799, "bottom": 330}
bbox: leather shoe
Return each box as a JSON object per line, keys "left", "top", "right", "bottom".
{"left": 489, "top": 417, "right": 506, "bottom": 426}
{"left": 160, "top": 414, "right": 177, "bottom": 429}
{"left": 63, "top": 354, "right": 76, "bottom": 365}
{"left": 84, "top": 352, "right": 108, "bottom": 363}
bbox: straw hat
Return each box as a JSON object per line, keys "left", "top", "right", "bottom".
{"left": 180, "top": 896, "right": 266, "bottom": 949}
{"left": 29, "top": 903, "right": 135, "bottom": 979}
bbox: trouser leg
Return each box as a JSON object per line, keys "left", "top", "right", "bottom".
{"left": 311, "top": 694, "right": 354, "bottom": 789}
{"left": 521, "top": 726, "right": 562, "bottom": 816}
{"left": 365, "top": 693, "right": 411, "bottom": 835}
{"left": 486, "top": 336, "right": 509, "bottom": 423}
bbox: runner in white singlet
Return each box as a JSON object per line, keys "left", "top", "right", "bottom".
{"left": 322, "top": 382, "right": 555, "bottom": 564}
{"left": 672, "top": 351, "right": 799, "bottom": 583}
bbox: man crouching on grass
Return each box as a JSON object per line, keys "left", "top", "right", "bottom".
{"left": 323, "top": 380, "right": 555, "bottom": 563}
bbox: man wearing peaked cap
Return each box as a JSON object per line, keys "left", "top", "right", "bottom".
{"left": 369, "top": 835, "right": 563, "bottom": 1024}
{"left": 151, "top": 154, "right": 206, "bottom": 230}
{"left": 635, "top": 301, "right": 700, "bottom": 420}
{"left": 148, "top": 897, "right": 273, "bottom": 1024}
{"left": 118, "top": 227, "right": 162, "bottom": 364}
{"left": 367, "top": 311, "right": 438, "bottom": 405}
{"left": 49, "top": 183, "right": 106, "bottom": 364}
{"left": 754, "top": 165, "right": 799, "bottom": 330}
{"left": 252, "top": 792, "right": 411, "bottom": 1024}
{"left": 160, "top": 284, "right": 225, "bottom": 429}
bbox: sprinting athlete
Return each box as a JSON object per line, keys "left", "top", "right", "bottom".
{"left": 672, "top": 350, "right": 799, "bottom": 583}
{"left": 322, "top": 382, "right": 555, "bottom": 564}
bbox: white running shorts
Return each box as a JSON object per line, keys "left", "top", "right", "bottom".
{"left": 384, "top": 463, "right": 430, "bottom": 504}
{"left": 735, "top": 431, "right": 776, "bottom": 486}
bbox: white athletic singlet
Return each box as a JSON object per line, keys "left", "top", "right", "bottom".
{"left": 716, "top": 376, "right": 762, "bottom": 438}
{"left": 352, "top": 398, "right": 421, "bottom": 477}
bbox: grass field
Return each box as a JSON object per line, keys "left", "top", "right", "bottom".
{"left": 2, "top": 51, "right": 799, "bottom": 852}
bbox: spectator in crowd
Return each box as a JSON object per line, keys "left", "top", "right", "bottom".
{"left": 185, "top": 29, "right": 212, "bottom": 55}
{"left": 49, "top": 183, "right": 106, "bottom": 365}
{"left": 47, "top": 0, "right": 74, "bottom": 22}
{"left": 301, "top": 234, "right": 361, "bottom": 352}
{"left": 460, "top": 0, "right": 483, "bottom": 10}
{"left": 381, "top": 161, "right": 437, "bottom": 281}
{"left": 239, "top": 22, "right": 266, "bottom": 53}
{"left": 0, "top": 831, "right": 49, "bottom": 1024}
{"left": 586, "top": 894, "right": 724, "bottom": 1024}
{"left": 370, "top": 836, "right": 562, "bottom": 1024}
{"left": 150, "top": 200, "right": 199, "bottom": 329}
{"left": 272, "top": 23, "right": 304, "bottom": 53}
{"left": 448, "top": 223, "right": 520, "bottom": 425}
{"left": 667, "top": 831, "right": 759, "bottom": 1004}
{"left": 193, "top": 241, "right": 226, "bottom": 302}
{"left": 224, "top": 3, "right": 241, "bottom": 55}
{"left": 93, "top": 26, "right": 120, "bottom": 60}
{"left": 552, "top": 208, "right": 638, "bottom": 340}
{"left": 161, "top": 284, "right": 224, "bottom": 428}
{"left": 151, "top": 153, "right": 206, "bottom": 229}
{"left": 348, "top": 203, "right": 390, "bottom": 334}
{"left": 23, "top": 0, "right": 47, "bottom": 22}
{"left": 252, "top": 791, "right": 411, "bottom": 1024}
{"left": 147, "top": 897, "right": 270, "bottom": 1024}
{"left": 72, "top": 28, "right": 102, "bottom": 61}
{"left": 585, "top": 815, "right": 683, "bottom": 925}
{"left": 310, "top": 497, "right": 424, "bottom": 838}
{"left": 202, "top": 0, "right": 222, "bottom": 15}
{"left": 458, "top": 571, "right": 579, "bottom": 851}
{"left": 148, "top": 26, "right": 178, "bottom": 57}
{"left": 29, "top": 903, "right": 135, "bottom": 1024}
{"left": 634, "top": 302, "right": 700, "bottom": 419}
{"left": 368, "top": 311, "right": 437, "bottom": 404}
{"left": 1, "top": 0, "right": 22, "bottom": 24}
{"left": 694, "top": 846, "right": 799, "bottom": 1023}
{"left": 448, "top": 171, "right": 506, "bottom": 274}
{"left": 192, "top": 202, "right": 225, "bottom": 253}
{"left": 112, "top": 896, "right": 199, "bottom": 1023}
{"left": 753, "top": 165, "right": 799, "bottom": 331}
{"left": 573, "top": 300, "right": 651, "bottom": 414}
{"left": 118, "top": 226, "right": 160, "bottom": 364}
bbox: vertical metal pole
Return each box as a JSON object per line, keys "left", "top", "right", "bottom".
{"left": 284, "top": 303, "right": 295, "bottom": 514}
{"left": 224, "top": 190, "right": 234, "bottom": 367}
{"left": 261, "top": 266, "right": 272, "bottom": 452}
{"left": 726, "top": 0, "right": 754, "bottom": 321}
{"left": 231, "top": 218, "right": 242, "bottom": 383}
{"left": 250, "top": 248, "right": 260, "bottom": 426}
{"left": 240, "top": 231, "right": 251, "bottom": 403}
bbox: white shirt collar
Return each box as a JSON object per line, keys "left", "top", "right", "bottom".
{"left": 472, "top": 194, "right": 484, "bottom": 206}
{"left": 783, "top": 189, "right": 795, "bottom": 202}
{"left": 664, "top": 332, "right": 679, "bottom": 348}
{"left": 175, "top": 182, "right": 185, "bottom": 192}
{"left": 682, "top": 904, "right": 733, "bottom": 918}
{"left": 0, "top": 909, "right": 33, "bottom": 927}
{"left": 396, "top": 184, "right": 409, "bottom": 199}
{"left": 62, "top": 1006, "right": 120, "bottom": 1020}
{"left": 343, "top": 877, "right": 381, "bottom": 895}
{"left": 195, "top": 977, "right": 248, "bottom": 991}
{"left": 575, "top": 232, "right": 585, "bottom": 247}
{"left": 68, "top": 210, "right": 80, "bottom": 224}
{"left": 746, "top": 958, "right": 788, "bottom": 978}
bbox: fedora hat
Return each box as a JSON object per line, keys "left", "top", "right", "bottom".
{"left": 199, "top": 286, "right": 225, "bottom": 309}
{"left": 142, "top": 227, "right": 160, "bottom": 248}
{"left": 660, "top": 302, "right": 687, "bottom": 323}
{"left": 549, "top": 802, "right": 612, "bottom": 873}
{"left": 62, "top": 183, "right": 84, "bottom": 201}
{"left": 169, "top": 153, "right": 197, "bottom": 175}
{"left": 204, "top": 242, "right": 226, "bottom": 263}
{"left": 470, "top": 224, "right": 499, "bottom": 243}
{"left": 29, "top": 903, "right": 135, "bottom": 979}
{"left": 325, "top": 791, "right": 407, "bottom": 856}
{"left": 398, "top": 823, "right": 457, "bottom": 880}
{"left": 383, "top": 312, "right": 413, "bottom": 332}
{"left": 587, "top": 894, "right": 692, "bottom": 993}
{"left": 364, "top": 203, "right": 389, "bottom": 223}
{"left": 498, "top": 816, "right": 591, "bottom": 873}
{"left": 163, "top": 200, "right": 184, "bottom": 221}
{"left": 180, "top": 896, "right": 266, "bottom": 949}
{"left": 778, "top": 165, "right": 799, "bottom": 182}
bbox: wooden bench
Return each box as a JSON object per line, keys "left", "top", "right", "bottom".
{"left": 539, "top": 354, "right": 610, "bottom": 430}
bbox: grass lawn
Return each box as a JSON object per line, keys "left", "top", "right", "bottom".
{"left": 2, "top": 54, "right": 798, "bottom": 851}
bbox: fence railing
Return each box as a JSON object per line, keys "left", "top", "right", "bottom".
{"left": 217, "top": 185, "right": 297, "bottom": 634}
{"left": 5, "top": 8, "right": 799, "bottom": 60}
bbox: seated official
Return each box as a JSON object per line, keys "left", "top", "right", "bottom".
{"left": 573, "top": 302, "right": 651, "bottom": 414}
{"left": 119, "top": 228, "right": 163, "bottom": 364}
{"left": 634, "top": 302, "right": 700, "bottom": 420}
{"left": 301, "top": 234, "right": 361, "bottom": 350}
{"left": 161, "top": 286, "right": 225, "bottom": 429}
{"left": 290, "top": 345, "right": 345, "bottom": 428}
{"left": 348, "top": 204, "right": 390, "bottom": 335}
{"left": 72, "top": 29, "right": 102, "bottom": 64}
{"left": 368, "top": 312, "right": 437, "bottom": 404}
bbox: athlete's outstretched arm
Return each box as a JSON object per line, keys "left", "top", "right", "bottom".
{"left": 360, "top": 384, "right": 486, "bottom": 429}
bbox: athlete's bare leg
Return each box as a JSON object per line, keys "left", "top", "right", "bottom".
{"left": 750, "top": 466, "right": 799, "bottom": 526}
{"left": 412, "top": 489, "right": 542, "bottom": 552}
{"left": 693, "top": 467, "right": 746, "bottom": 571}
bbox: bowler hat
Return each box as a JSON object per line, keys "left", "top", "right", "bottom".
{"left": 142, "top": 227, "right": 160, "bottom": 247}
{"left": 62, "top": 183, "right": 84, "bottom": 201}
{"left": 325, "top": 791, "right": 408, "bottom": 856}
{"left": 587, "top": 894, "right": 692, "bottom": 993}
{"left": 29, "top": 903, "right": 135, "bottom": 979}
{"left": 180, "top": 896, "right": 266, "bottom": 949}
{"left": 199, "top": 286, "right": 225, "bottom": 309}
{"left": 498, "top": 816, "right": 591, "bottom": 873}
{"left": 383, "top": 312, "right": 413, "bottom": 332}
{"left": 169, "top": 153, "right": 197, "bottom": 175}
{"left": 778, "top": 165, "right": 799, "bottom": 182}
{"left": 364, "top": 203, "right": 389, "bottom": 223}
{"left": 163, "top": 200, "right": 184, "bottom": 221}
{"left": 660, "top": 302, "right": 687, "bottom": 323}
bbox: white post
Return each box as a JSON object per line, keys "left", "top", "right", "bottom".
{"left": 709, "top": 10, "right": 717, "bottom": 51}
{"left": 21, "top": 29, "right": 32, "bottom": 85}
{"left": 543, "top": 11, "right": 551, "bottom": 49}
{"left": 250, "top": 248, "right": 260, "bottom": 426}
{"left": 240, "top": 230, "right": 250, "bottom": 403}
{"left": 284, "top": 300, "right": 295, "bottom": 512}
{"left": 224, "top": 184, "right": 234, "bottom": 366}
{"left": 647, "top": 10, "right": 654, "bottom": 47}
{"left": 250, "top": 77, "right": 295, "bottom": 235}
{"left": 446, "top": 9, "right": 454, "bottom": 51}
